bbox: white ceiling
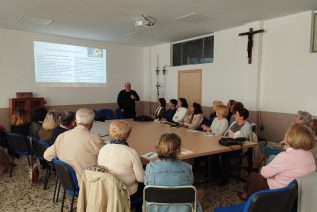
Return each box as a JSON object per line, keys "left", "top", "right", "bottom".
{"left": 0, "top": 0, "right": 316, "bottom": 46}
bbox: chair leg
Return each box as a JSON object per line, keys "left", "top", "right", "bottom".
{"left": 44, "top": 167, "right": 51, "bottom": 190}
{"left": 70, "top": 195, "right": 75, "bottom": 212}
{"left": 26, "top": 155, "right": 31, "bottom": 166}
{"left": 9, "top": 156, "right": 14, "bottom": 177}
{"left": 61, "top": 188, "right": 66, "bottom": 212}
{"left": 56, "top": 180, "right": 62, "bottom": 202}
{"left": 53, "top": 177, "right": 59, "bottom": 202}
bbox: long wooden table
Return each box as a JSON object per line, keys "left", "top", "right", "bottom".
{"left": 91, "top": 120, "right": 257, "bottom": 161}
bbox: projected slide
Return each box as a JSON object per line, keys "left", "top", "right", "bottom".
{"left": 34, "top": 41, "right": 106, "bottom": 85}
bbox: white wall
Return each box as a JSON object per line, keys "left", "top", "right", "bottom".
{"left": 261, "top": 11, "right": 317, "bottom": 114}
{"left": 146, "top": 22, "right": 264, "bottom": 111}
{"left": 0, "top": 28, "right": 144, "bottom": 108}
{"left": 146, "top": 11, "right": 317, "bottom": 116}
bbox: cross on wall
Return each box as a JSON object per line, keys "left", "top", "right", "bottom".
{"left": 239, "top": 28, "right": 264, "bottom": 64}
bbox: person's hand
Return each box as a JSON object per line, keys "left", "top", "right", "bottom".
{"left": 131, "top": 94, "right": 136, "bottom": 100}
{"left": 201, "top": 125, "right": 209, "bottom": 132}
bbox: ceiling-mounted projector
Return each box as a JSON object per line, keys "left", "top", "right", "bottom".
{"left": 134, "top": 14, "right": 156, "bottom": 27}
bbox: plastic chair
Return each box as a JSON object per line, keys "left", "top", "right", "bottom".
{"left": 52, "top": 158, "right": 79, "bottom": 212}
{"left": 98, "top": 109, "right": 113, "bottom": 121}
{"left": 93, "top": 110, "right": 98, "bottom": 121}
{"left": 28, "top": 136, "right": 52, "bottom": 189}
{"left": 6, "top": 133, "right": 31, "bottom": 177}
{"left": 143, "top": 185, "right": 197, "bottom": 212}
{"left": 214, "top": 180, "right": 298, "bottom": 212}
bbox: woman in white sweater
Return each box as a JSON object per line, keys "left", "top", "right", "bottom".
{"left": 184, "top": 102, "right": 204, "bottom": 130}
{"left": 202, "top": 105, "right": 229, "bottom": 136}
{"left": 98, "top": 120, "right": 144, "bottom": 200}
{"left": 172, "top": 98, "right": 188, "bottom": 123}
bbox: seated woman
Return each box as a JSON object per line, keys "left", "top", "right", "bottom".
{"left": 172, "top": 98, "right": 188, "bottom": 123}
{"left": 10, "top": 108, "right": 29, "bottom": 135}
{"left": 98, "top": 120, "right": 144, "bottom": 203}
{"left": 153, "top": 98, "right": 167, "bottom": 120}
{"left": 183, "top": 102, "right": 204, "bottom": 130}
{"left": 220, "top": 107, "right": 252, "bottom": 185}
{"left": 38, "top": 110, "right": 59, "bottom": 143}
{"left": 228, "top": 101, "right": 244, "bottom": 125}
{"left": 310, "top": 119, "right": 317, "bottom": 165}
{"left": 164, "top": 99, "right": 177, "bottom": 123}
{"left": 144, "top": 133, "right": 202, "bottom": 212}
{"left": 201, "top": 100, "right": 223, "bottom": 127}
{"left": 29, "top": 107, "right": 47, "bottom": 138}
{"left": 239, "top": 123, "right": 316, "bottom": 200}
{"left": 202, "top": 105, "right": 229, "bottom": 136}
{"left": 254, "top": 110, "right": 313, "bottom": 168}
{"left": 226, "top": 100, "right": 236, "bottom": 121}
{"left": 226, "top": 107, "right": 252, "bottom": 140}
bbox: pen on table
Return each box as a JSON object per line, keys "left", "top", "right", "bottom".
{"left": 147, "top": 152, "right": 154, "bottom": 157}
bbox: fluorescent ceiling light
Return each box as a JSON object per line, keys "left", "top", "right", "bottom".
{"left": 18, "top": 15, "right": 54, "bottom": 26}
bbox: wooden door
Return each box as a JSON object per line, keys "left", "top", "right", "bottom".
{"left": 178, "top": 69, "right": 202, "bottom": 106}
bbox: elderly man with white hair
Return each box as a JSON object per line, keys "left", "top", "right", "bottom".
{"left": 44, "top": 108, "right": 104, "bottom": 183}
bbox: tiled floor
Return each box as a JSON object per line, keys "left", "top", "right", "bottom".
{"left": 0, "top": 157, "right": 245, "bottom": 212}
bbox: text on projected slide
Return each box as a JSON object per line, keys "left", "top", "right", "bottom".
{"left": 34, "top": 41, "right": 107, "bottom": 83}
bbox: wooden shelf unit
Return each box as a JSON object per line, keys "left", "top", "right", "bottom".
{"left": 9, "top": 98, "right": 45, "bottom": 121}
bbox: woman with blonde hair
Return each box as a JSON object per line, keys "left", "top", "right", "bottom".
{"left": 98, "top": 120, "right": 144, "bottom": 204}
{"left": 309, "top": 119, "right": 317, "bottom": 165}
{"left": 202, "top": 105, "right": 229, "bottom": 136}
{"left": 144, "top": 133, "right": 202, "bottom": 212}
{"left": 38, "top": 110, "right": 59, "bottom": 143}
{"left": 10, "top": 108, "right": 29, "bottom": 135}
{"left": 239, "top": 123, "right": 316, "bottom": 200}
{"left": 200, "top": 100, "right": 223, "bottom": 129}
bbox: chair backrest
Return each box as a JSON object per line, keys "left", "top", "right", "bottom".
{"left": 7, "top": 133, "right": 30, "bottom": 154}
{"left": 52, "top": 158, "right": 79, "bottom": 196}
{"left": 251, "top": 123, "right": 257, "bottom": 133}
{"left": 143, "top": 185, "right": 196, "bottom": 212}
{"left": 29, "top": 137, "right": 50, "bottom": 159}
{"left": 98, "top": 109, "right": 113, "bottom": 120}
{"left": 244, "top": 180, "right": 298, "bottom": 212}
{"left": 93, "top": 110, "right": 98, "bottom": 120}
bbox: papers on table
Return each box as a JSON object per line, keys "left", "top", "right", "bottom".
{"left": 186, "top": 129, "right": 200, "bottom": 133}
{"left": 205, "top": 132, "right": 215, "bottom": 137}
{"left": 181, "top": 148, "right": 193, "bottom": 155}
{"left": 141, "top": 152, "right": 158, "bottom": 159}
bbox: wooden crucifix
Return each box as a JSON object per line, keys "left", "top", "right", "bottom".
{"left": 239, "top": 28, "right": 264, "bottom": 64}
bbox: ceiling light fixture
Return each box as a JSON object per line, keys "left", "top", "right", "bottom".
{"left": 134, "top": 14, "right": 156, "bottom": 27}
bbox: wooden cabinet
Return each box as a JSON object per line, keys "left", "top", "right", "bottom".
{"left": 9, "top": 98, "right": 45, "bottom": 120}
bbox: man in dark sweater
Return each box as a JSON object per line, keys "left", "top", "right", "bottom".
{"left": 117, "top": 82, "right": 140, "bottom": 118}
{"left": 50, "top": 111, "right": 76, "bottom": 145}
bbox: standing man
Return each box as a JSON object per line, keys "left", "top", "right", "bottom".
{"left": 117, "top": 82, "right": 140, "bottom": 118}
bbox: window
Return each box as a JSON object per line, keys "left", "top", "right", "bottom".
{"left": 172, "top": 35, "right": 214, "bottom": 66}
{"left": 312, "top": 12, "right": 317, "bottom": 52}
